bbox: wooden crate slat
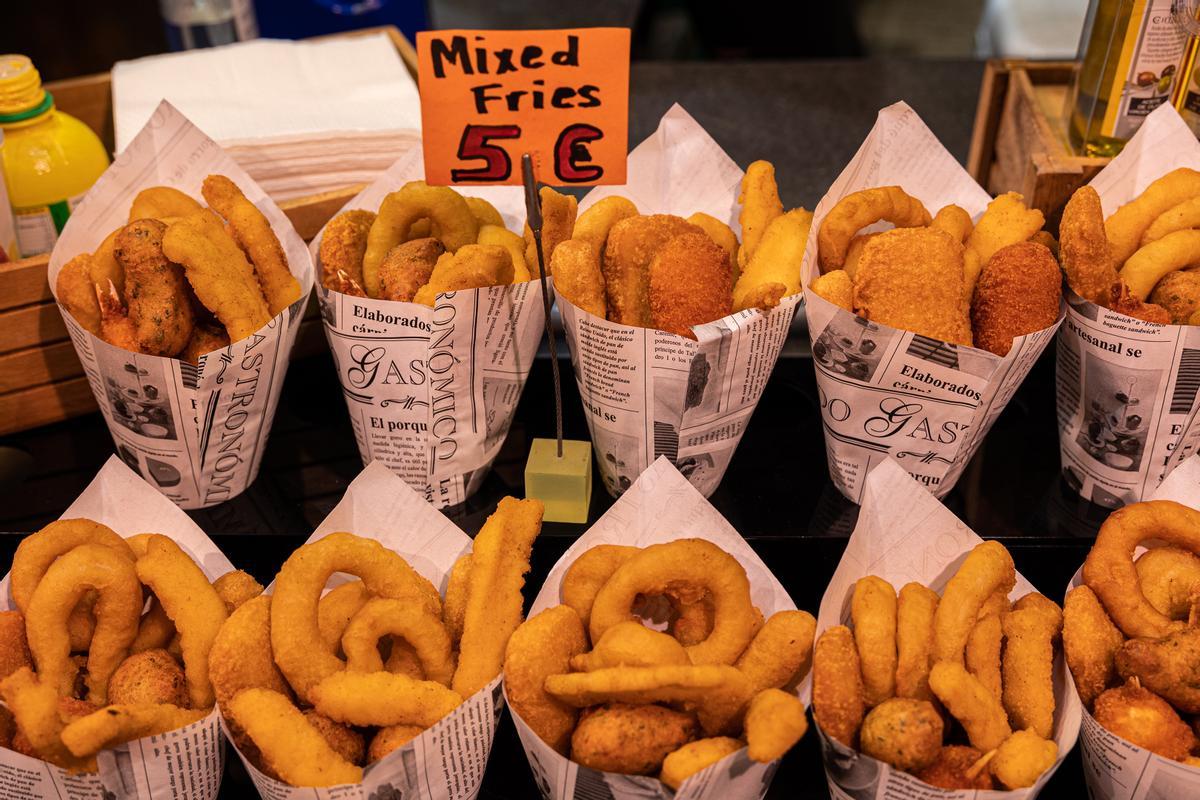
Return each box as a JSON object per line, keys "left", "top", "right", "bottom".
{"left": 0, "top": 376, "right": 97, "bottom": 435}
{"left": 0, "top": 340, "right": 82, "bottom": 394}
{"left": 0, "top": 260, "right": 54, "bottom": 311}
{"left": 0, "top": 303, "right": 67, "bottom": 355}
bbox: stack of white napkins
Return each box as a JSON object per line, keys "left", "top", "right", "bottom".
{"left": 112, "top": 33, "right": 421, "bottom": 201}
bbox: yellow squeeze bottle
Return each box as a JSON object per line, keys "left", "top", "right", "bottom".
{"left": 0, "top": 55, "right": 109, "bottom": 258}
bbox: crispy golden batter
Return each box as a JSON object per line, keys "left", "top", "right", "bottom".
{"left": 733, "top": 208, "right": 811, "bottom": 311}
{"left": 0, "top": 611, "right": 32, "bottom": 681}
{"left": 212, "top": 569, "right": 263, "bottom": 613}
{"left": 1106, "top": 168, "right": 1200, "bottom": 265}
{"left": 1143, "top": 194, "right": 1200, "bottom": 245}
{"left": 859, "top": 698, "right": 943, "bottom": 771}
{"left": 930, "top": 204, "right": 973, "bottom": 243}
{"left": 914, "top": 745, "right": 994, "bottom": 790}
{"left": 1060, "top": 186, "right": 1118, "bottom": 305}
{"left": 1149, "top": 270, "right": 1200, "bottom": 324}
{"left": 965, "top": 610, "right": 1003, "bottom": 703}
{"left": 744, "top": 688, "right": 808, "bottom": 762}
{"left": 991, "top": 729, "right": 1057, "bottom": 790}
{"left": 91, "top": 228, "right": 124, "bottom": 297}
{"left": 1001, "top": 593, "right": 1062, "bottom": 739}
{"left": 842, "top": 232, "right": 880, "bottom": 280}
{"left": 116, "top": 219, "right": 195, "bottom": 356}
{"left": 818, "top": 186, "right": 930, "bottom": 273}
{"left": 929, "top": 661, "right": 1012, "bottom": 752}
{"left": 1115, "top": 627, "right": 1200, "bottom": 713}
{"left": 659, "top": 737, "right": 742, "bottom": 790}
{"left": 570, "top": 703, "right": 697, "bottom": 775}
{"left": 525, "top": 187, "right": 577, "bottom": 277}
{"left": 303, "top": 710, "right": 365, "bottom": 766}
{"left": 1120, "top": 229, "right": 1200, "bottom": 300}
{"left": 812, "top": 625, "right": 865, "bottom": 747}
{"left": 412, "top": 244, "right": 514, "bottom": 307}
{"left": 560, "top": 545, "right": 640, "bottom": 628}
{"left": 504, "top": 605, "right": 587, "bottom": 754}
{"left": 895, "top": 583, "right": 938, "bottom": 702}
{"left": 364, "top": 182, "right": 478, "bottom": 297}
{"left": 734, "top": 610, "right": 815, "bottom": 694}
{"left": 464, "top": 196, "right": 504, "bottom": 229}
{"left": 852, "top": 576, "right": 897, "bottom": 707}
{"left": 738, "top": 161, "right": 784, "bottom": 267}
{"left": 933, "top": 541, "right": 1015, "bottom": 665}
{"left": 0, "top": 668, "right": 95, "bottom": 770}
{"left": 971, "top": 241, "right": 1062, "bottom": 356}
{"left": 603, "top": 214, "right": 700, "bottom": 326}
{"left": 203, "top": 175, "right": 299, "bottom": 315}
{"left": 1109, "top": 279, "right": 1172, "bottom": 323}
{"left": 129, "top": 186, "right": 202, "bottom": 223}
{"left": 573, "top": 196, "right": 639, "bottom": 256}
{"left": 1093, "top": 681, "right": 1196, "bottom": 760}
{"left": 319, "top": 210, "right": 374, "bottom": 290}
{"left": 56, "top": 253, "right": 101, "bottom": 335}
{"left": 853, "top": 227, "right": 972, "bottom": 346}
{"left": 476, "top": 224, "right": 531, "bottom": 282}
{"left": 180, "top": 322, "right": 230, "bottom": 365}
{"left": 572, "top": 621, "right": 689, "bottom": 672}
{"left": 686, "top": 212, "right": 739, "bottom": 279}
{"left": 379, "top": 238, "right": 445, "bottom": 303}
{"left": 809, "top": 269, "right": 853, "bottom": 312}
{"left": 210, "top": 594, "right": 292, "bottom": 708}
{"left": 1136, "top": 546, "right": 1200, "bottom": 619}
{"left": 549, "top": 239, "right": 606, "bottom": 317}
{"left": 649, "top": 232, "right": 732, "bottom": 339}
{"left": 1063, "top": 585, "right": 1123, "bottom": 710}
{"left": 369, "top": 724, "right": 424, "bottom": 762}
{"left": 107, "top": 649, "right": 187, "bottom": 706}
{"left": 965, "top": 192, "right": 1045, "bottom": 280}
{"left": 442, "top": 555, "right": 471, "bottom": 646}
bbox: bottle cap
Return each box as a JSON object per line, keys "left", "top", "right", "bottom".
{"left": 0, "top": 55, "right": 51, "bottom": 122}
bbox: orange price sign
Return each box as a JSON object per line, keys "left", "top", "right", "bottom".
{"left": 416, "top": 28, "right": 630, "bottom": 186}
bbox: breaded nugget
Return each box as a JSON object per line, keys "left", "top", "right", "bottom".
{"left": 1061, "top": 186, "right": 1119, "bottom": 304}
{"left": 411, "top": 244, "right": 513, "bottom": 307}
{"left": 1149, "top": 270, "right": 1200, "bottom": 324}
{"left": 525, "top": 187, "right": 577, "bottom": 277}
{"left": 464, "top": 196, "right": 504, "bottom": 228}
{"left": 931, "top": 204, "right": 973, "bottom": 243}
{"left": 971, "top": 241, "right": 1062, "bottom": 356}
{"left": 129, "top": 186, "right": 202, "bottom": 223}
{"left": 854, "top": 227, "right": 973, "bottom": 345}
{"left": 965, "top": 192, "right": 1045, "bottom": 279}
{"left": 107, "top": 649, "right": 187, "bottom": 706}
{"left": 1108, "top": 280, "right": 1172, "bottom": 324}
{"left": 991, "top": 729, "right": 1057, "bottom": 790}
{"left": 319, "top": 210, "right": 375, "bottom": 291}
{"left": 504, "top": 605, "right": 587, "bottom": 754}
{"left": 603, "top": 215, "right": 701, "bottom": 326}
{"left": 1063, "top": 585, "right": 1123, "bottom": 709}
{"left": 203, "top": 175, "right": 300, "bottom": 315}
{"left": 732, "top": 208, "right": 812, "bottom": 311}
{"left": 812, "top": 625, "right": 865, "bottom": 747}
{"left": 738, "top": 161, "right": 784, "bottom": 268}
{"left": 1001, "top": 593, "right": 1063, "bottom": 739}
{"left": 476, "top": 224, "right": 531, "bottom": 282}
{"left": 818, "top": 186, "right": 930, "bottom": 273}
{"left": 574, "top": 196, "right": 639, "bottom": 257}
{"left": 686, "top": 212, "right": 740, "bottom": 279}
{"left": 809, "top": 269, "right": 853, "bottom": 312}
{"left": 378, "top": 238, "right": 446, "bottom": 302}
{"left": 303, "top": 710, "right": 365, "bottom": 766}
{"left": 1107, "top": 168, "right": 1200, "bottom": 264}
{"left": 851, "top": 576, "right": 897, "bottom": 708}
{"left": 162, "top": 210, "right": 271, "bottom": 342}
{"left": 570, "top": 703, "right": 697, "bottom": 775}
{"left": 550, "top": 239, "right": 607, "bottom": 318}
{"left": 1093, "top": 681, "right": 1196, "bottom": 760}
{"left": 649, "top": 232, "right": 732, "bottom": 338}
{"left": 116, "top": 219, "right": 195, "bottom": 356}
{"left": 55, "top": 253, "right": 101, "bottom": 335}
{"left": 914, "top": 745, "right": 994, "bottom": 790}
{"left": 180, "top": 322, "right": 230, "bottom": 366}
{"left": 0, "top": 611, "right": 32, "bottom": 680}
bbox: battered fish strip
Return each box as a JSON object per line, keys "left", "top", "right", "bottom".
{"left": 932, "top": 541, "right": 1015, "bottom": 664}
{"left": 129, "top": 186, "right": 202, "bottom": 223}
{"left": 476, "top": 224, "right": 531, "bottom": 282}
{"left": 378, "top": 238, "right": 445, "bottom": 302}
{"left": 55, "top": 254, "right": 101, "bottom": 335}
{"left": 1062, "top": 585, "right": 1123, "bottom": 709}
{"left": 319, "top": 210, "right": 374, "bottom": 290}
{"left": 1001, "top": 593, "right": 1062, "bottom": 738}
{"left": 412, "top": 244, "right": 514, "bottom": 307}
{"left": 738, "top": 161, "right": 784, "bottom": 267}
{"left": 1060, "top": 186, "right": 1118, "bottom": 305}
{"left": 732, "top": 208, "right": 811, "bottom": 311}
{"left": 116, "top": 219, "right": 195, "bottom": 357}
{"left": 649, "top": 232, "right": 732, "bottom": 338}
{"left": 202, "top": 175, "right": 299, "bottom": 315}
{"left": 964, "top": 590, "right": 1006, "bottom": 702}
{"left": 549, "top": 239, "right": 606, "bottom": 318}
{"left": 603, "top": 214, "right": 700, "bottom": 326}
{"left": 964, "top": 192, "right": 1044, "bottom": 279}
{"left": 929, "top": 661, "right": 1011, "bottom": 751}
{"left": 812, "top": 625, "right": 865, "bottom": 747}
{"left": 524, "top": 187, "right": 577, "bottom": 277}
{"left": 818, "top": 186, "right": 931, "bottom": 273}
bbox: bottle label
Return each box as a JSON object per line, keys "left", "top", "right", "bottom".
{"left": 1105, "top": 0, "right": 1190, "bottom": 138}
{"left": 12, "top": 194, "right": 82, "bottom": 258}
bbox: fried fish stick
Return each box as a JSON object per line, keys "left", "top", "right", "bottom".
{"left": 738, "top": 161, "right": 784, "bottom": 267}
{"left": 686, "top": 212, "right": 740, "bottom": 280}
{"left": 163, "top": 210, "right": 271, "bottom": 341}
{"left": 378, "top": 238, "right": 445, "bottom": 302}
{"left": 412, "top": 244, "right": 514, "bottom": 307}
{"left": 319, "top": 210, "right": 374, "bottom": 291}
{"left": 524, "top": 187, "right": 577, "bottom": 277}
{"left": 852, "top": 576, "right": 897, "bottom": 707}
{"left": 735, "top": 610, "right": 816, "bottom": 693}
{"left": 732, "top": 208, "right": 812, "bottom": 311}
{"left": 896, "top": 582, "right": 938, "bottom": 701}
{"left": 311, "top": 671, "right": 463, "bottom": 728}
{"left": 812, "top": 625, "right": 865, "bottom": 747}
{"left": 550, "top": 239, "right": 607, "bottom": 317}
{"left": 933, "top": 541, "right": 1015, "bottom": 664}
{"left": 442, "top": 555, "right": 471, "bottom": 646}
{"left": 965, "top": 192, "right": 1045, "bottom": 270}
{"left": 1062, "top": 585, "right": 1123, "bottom": 709}
{"left": 809, "top": 269, "right": 853, "bottom": 311}
{"left": 1119, "top": 229, "right": 1200, "bottom": 300}
{"left": 56, "top": 253, "right": 101, "bottom": 335}
{"left": 451, "top": 497, "right": 543, "bottom": 698}
{"left": 465, "top": 196, "right": 504, "bottom": 228}
{"left": 62, "top": 704, "right": 207, "bottom": 757}
{"left": 477, "top": 224, "right": 531, "bottom": 282}
{"left": 228, "top": 688, "right": 362, "bottom": 786}
{"left": 603, "top": 214, "right": 701, "bottom": 326}
{"left": 202, "top": 175, "right": 298, "bottom": 315}
{"left": 116, "top": 218, "right": 195, "bottom": 356}
{"left": 1060, "top": 186, "right": 1119, "bottom": 304}
{"left": 649, "top": 232, "right": 733, "bottom": 338}
{"left": 965, "top": 606, "right": 1003, "bottom": 703}
{"left": 929, "top": 661, "right": 1012, "bottom": 751}
{"left": 931, "top": 204, "right": 973, "bottom": 243}
{"left": 1107, "top": 168, "right": 1200, "bottom": 264}
{"left": 818, "top": 186, "right": 930, "bottom": 273}
{"left": 129, "top": 186, "right": 202, "bottom": 223}
{"left": 1001, "top": 593, "right": 1062, "bottom": 738}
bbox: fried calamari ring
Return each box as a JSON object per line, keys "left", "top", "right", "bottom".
{"left": 1119, "top": 229, "right": 1200, "bottom": 300}
{"left": 12, "top": 518, "right": 135, "bottom": 652}
{"left": 1001, "top": 593, "right": 1062, "bottom": 738}
{"left": 129, "top": 186, "right": 202, "bottom": 223}
{"left": 26, "top": 543, "right": 142, "bottom": 704}
{"left": 932, "top": 541, "right": 1016, "bottom": 664}
{"left": 550, "top": 239, "right": 607, "bottom": 318}
{"left": 991, "top": 729, "right": 1057, "bottom": 790}
{"left": 588, "top": 539, "right": 756, "bottom": 665}
{"left": 319, "top": 209, "right": 375, "bottom": 290}
{"left": 570, "top": 620, "right": 689, "bottom": 672}
{"left": 340, "top": 598, "right": 455, "bottom": 685}
{"left": 131, "top": 595, "right": 175, "bottom": 654}
{"left": 660, "top": 737, "right": 743, "bottom": 790}
{"left": 929, "top": 661, "right": 1011, "bottom": 752}
{"left": 817, "top": 186, "right": 931, "bottom": 273}
{"left": 227, "top": 688, "right": 363, "bottom": 786}
{"left": 560, "top": 544, "right": 639, "bottom": 628}
{"left": 895, "top": 582, "right": 938, "bottom": 701}
{"left": 464, "top": 196, "right": 504, "bottom": 228}
{"left": 1083, "top": 499, "right": 1200, "bottom": 639}
{"left": 1142, "top": 194, "right": 1200, "bottom": 245}
{"left": 1135, "top": 546, "right": 1200, "bottom": 619}
{"left": 310, "top": 671, "right": 463, "bottom": 728}
{"left": 271, "top": 532, "right": 441, "bottom": 702}
{"left": 0, "top": 667, "right": 94, "bottom": 771}
{"left": 452, "top": 497, "right": 543, "bottom": 698}
{"left": 852, "top": 576, "right": 897, "bottom": 707}
{"left": 1106, "top": 167, "right": 1200, "bottom": 265}
{"left": 209, "top": 594, "right": 291, "bottom": 708}
{"left": 476, "top": 224, "right": 532, "bottom": 282}
{"left": 504, "top": 605, "right": 587, "bottom": 754}
{"left": 733, "top": 610, "right": 815, "bottom": 693}
{"left": 317, "top": 580, "right": 371, "bottom": 652}
{"left": 363, "top": 181, "right": 479, "bottom": 297}
{"left": 442, "top": 554, "right": 471, "bottom": 646}
{"left": 135, "top": 535, "right": 227, "bottom": 708}
{"left": 61, "top": 703, "right": 208, "bottom": 757}
{"left": 812, "top": 625, "right": 864, "bottom": 747}
{"left": 744, "top": 688, "right": 808, "bottom": 763}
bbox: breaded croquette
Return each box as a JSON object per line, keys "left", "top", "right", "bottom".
{"left": 603, "top": 215, "right": 701, "bottom": 327}
{"left": 107, "top": 649, "right": 187, "bottom": 706}
{"left": 379, "top": 238, "right": 446, "bottom": 303}
{"left": 319, "top": 210, "right": 375, "bottom": 290}
{"left": 649, "top": 233, "right": 732, "bottom": 339}
{"left": 970, "top": 242, "right": 1062, "bottom": 356}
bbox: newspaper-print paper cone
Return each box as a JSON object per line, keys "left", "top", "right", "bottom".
{"left": 816, "top": 457, "right": 1081, "bottom": 798}
{"left": 0, "top": 456, "right": 233, "bottom": 799}
{"left": 1065, "top": 452, "right": 1200, "bottom": 800}
{"left": 311, "top": 149, "right": 544, "bottom": 508}
{"left": 47, "top": 101, "right": 313, "bottom": 510}
{"left": 803, "top": 102, "right": 1064, "bottom": 503}
{"left": 558, "top": 104, "right": 799, "bottom": 500}
{"left": 506, "top": 457, "right": 803, "bottom": 799}
{"left": 224, "top": 460, "right": 501, "bottom": 799}
{"left": 1055, "top": 105, "right": 1200, "bottom": 508}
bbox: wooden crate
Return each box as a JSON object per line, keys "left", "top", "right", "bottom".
{"left": 968, "top": 59, "right": 1109, "bottom": 228}
{"left": 0, "top": 26, "right": 416, "bottom": 436}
